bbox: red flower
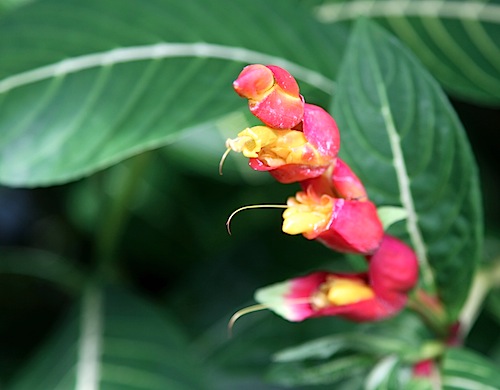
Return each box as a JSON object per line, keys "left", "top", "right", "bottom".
{"left": 225, "top": 104, "right": 340, "bottom": 183}
{"left": 233, "top": 64, "right": 305, "bottom": 129}
{"left": 282, "top": 159, "right": 383, "bottom": 254}
{"left": 254, "top": 235, "right": 419, "bottom": 322}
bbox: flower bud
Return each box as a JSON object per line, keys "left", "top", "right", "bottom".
{"left": 233, "top": 64, "right": 304, "bottom": 129}
{"left": 367, "top": 235, "right": 419, "bottom": 299}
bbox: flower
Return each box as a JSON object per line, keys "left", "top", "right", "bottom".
{"left": 282, "top": 159, "right": 383, "bottom": 254}
{"left": 225, "top": 104, "right": 340, "bottom": 183}
{"left": 254, "top": 235, "right": 419, "bottom": 322}
{"left": 233, "top": 64, "right": 305, "bottom": 129}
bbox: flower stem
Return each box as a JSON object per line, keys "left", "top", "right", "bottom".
{"left": 407, "top": 288, "right": 449, "bottom": 338}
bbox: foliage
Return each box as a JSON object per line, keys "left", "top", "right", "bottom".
{"left": 0, "top": 0, "right": 499, "bottom": 389}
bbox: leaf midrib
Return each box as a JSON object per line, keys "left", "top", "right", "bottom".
{"left": 363, "top": 24, "right": 436, "bottom": 292}
{"left": 315, "top": 1, "right": 500, "bottom": 24}
{"left": 0, "top": 42, "right": 335, "bottom": 94}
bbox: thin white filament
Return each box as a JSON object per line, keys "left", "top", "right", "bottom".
{"left": 226, "top": 204, "right": 288, "bottom": 235}
{"left": 218, "top": 147, "right": 232, "bottom": 175}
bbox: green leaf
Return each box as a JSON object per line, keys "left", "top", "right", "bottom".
{"left": 332, "top": 19, "right": 483, "bottom": 321}
{"left": 377, "top": 205, "right": 408, "bottom": 230}
{"left": 442, "top": 347, "right": 500, "bottom": 390}
{"left": 0, "top": 0, "right": 34, "bottom": 15}
{"left": 272, "top": 312, "right": 438, "bottom": 364}
{"left": 313, "top": 0, "right": 500, "bottom": 105}
{"left": 268, "top": 354, "right": 374, "bottom": 386}
{"left": 7, "top": 283, "right": 208, "bottom": 390}
{"left": 364, "top": 355, "right": 405, "bottom": 390}
{"left": 0, "top": 248, "right": 85, "bottom": 294}
{"left": 0, "top": 0, "right": 339, "bottom": 187}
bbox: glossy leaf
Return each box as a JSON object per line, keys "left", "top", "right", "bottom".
{"left": 441, "top": 348, "right": 500, "bottom": 390}
{"left": 332, "top": 19, "right": 482, "bottom": 321}
{"left": 313, "top": 0, "right": 500, "bottom": 105}
{"left": 7, "top": 283, "right": 208, "bottom": 390}
{"left": 0, "top": 0, "right": 340, "bottom": 187}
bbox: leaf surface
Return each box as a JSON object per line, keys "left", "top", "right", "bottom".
{"left": 332, "top": 19, "right": 482, "bottom": 320}
{"left": 7, "top": 283, "right": 208, "bottom": 390}
{"left": 313, "top": 0, "right": 500, "bottom": 105}
{"left": 0, "top": 0, "right": 340, "bottom": 187}
{"left": 442, "top": 348, "right": 500, "bottom": 390}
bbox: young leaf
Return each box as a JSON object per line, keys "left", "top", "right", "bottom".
{"left": 7, "top": 283, "right": 209, "bottom": 390}
{"left": 332, "top": 19, "right": 482, "bottom": 321}
{"left": 0, "top": 0, "right": 339, "bottom": 187}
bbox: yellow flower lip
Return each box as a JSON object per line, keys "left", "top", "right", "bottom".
{"left": 225, "top": 126, "right": 278, "bottom": 158}
{"left": 312, "top": 276, "right": 375, "bottom": 309}
{"left": 282, "top": 189, "right": 333, "bottom": 237}
{"left": 225, "top": 126, "right": 330, "bottom": 170}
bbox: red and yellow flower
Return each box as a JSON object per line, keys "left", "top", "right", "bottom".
{"left": 282, "top": 159, "right": 383, "bottom": 254}
{"left": 254, "top": 235, "right": 418, "bottom": 322}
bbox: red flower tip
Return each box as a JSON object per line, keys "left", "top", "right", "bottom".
{"left": 233, "top": 64, "right": 305, "bottom": 129}
{"left": 232, "top": 64, "right": 274, "bottom": 101}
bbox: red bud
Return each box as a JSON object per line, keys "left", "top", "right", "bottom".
{"left": 233, "top": 64, "right": 304, "bottom": 129}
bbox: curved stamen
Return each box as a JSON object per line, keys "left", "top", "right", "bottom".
{"left": 228, "top": 297, "right": 313, "bottom": 336}
{"left": 226, "top": 204, "right": 288, "bottom": 235}
{"left": 218, "top": 147, "right": 232, "bottom": 175}
{"left": 228, "top": 304, "right": 268, "bottom": 337}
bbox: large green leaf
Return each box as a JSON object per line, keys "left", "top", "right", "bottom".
{"left": 312, "top": 0, "right": 500, "bottom": 105}
{"left": 7, "top": 283, "right": 208, "bottom": 390}
{"left": 332, "top": 19, "right": 482, "bottom": 321}
{"left": 441, "top": 348, "right": 500, "bottom": 390}
{"left": 0, "top": 0, "right": 341, "bottom": 187}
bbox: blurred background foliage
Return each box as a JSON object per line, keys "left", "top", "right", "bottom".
{"left": 0, "top": 0, "right": 499, "bottom": 389}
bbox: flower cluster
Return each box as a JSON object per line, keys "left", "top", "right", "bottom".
{"left": 226, "top": 64, "right": 419, "bottom": 323}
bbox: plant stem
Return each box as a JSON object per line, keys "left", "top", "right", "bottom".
{"left": 458, "top": 257, "right": 500, "bottom": 339}
{"left": 407, "top": 289, "right": 449, "bottom": 338}
{"left": 94, "top": 152, "right": 151, "bottom": 279}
